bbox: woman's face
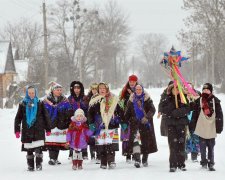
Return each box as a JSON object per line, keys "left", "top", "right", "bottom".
{"left": 172, "top": 87, "right": 179, "bottom": 96}
{"left": 98, "top": 84, "right": 107, "bottom": 96}
{"left": 53, "top": 88, "right": 62, "bottom": 97}
{"left": 28, "top": 88, "right": 35, "bottom": 99}
{"left": 129, "top": 81, "right": 137, "bottom": 88}
{"left": 135, "top": 85, "right": 143, "bottom": 96}
{"left": 73, "top": 86, "right": 81, "bottom": 95}
{"left": 91, "top": 89, "right": 98, "bottom": 95}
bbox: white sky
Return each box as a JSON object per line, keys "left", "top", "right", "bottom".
{"left": 0, "top": 0, "right": 188, "bottom": 51}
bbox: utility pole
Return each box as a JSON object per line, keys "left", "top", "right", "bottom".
{"left": 43, "top": 0, "right": 49, "bottom": 89}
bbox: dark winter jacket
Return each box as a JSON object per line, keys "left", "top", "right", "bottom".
{"left": 158, "top": 89, "right": 168, "bottom": 136}
{"left": 44, "top": 93, "right": 71, "bottom": 130}
{"left": 124, "top": 92, "right": 157, "bottom": 154}
{"left": 160, "top": 94, "right": 190, "bottom": 126}
{"left": 14, "top": 101, "right": 51, "bottom": 143}
{"left": 189, "top": 94, "right": 223, "bottom": 134}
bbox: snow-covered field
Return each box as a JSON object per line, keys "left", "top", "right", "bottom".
{"left": 0, "top": 88, "right": 224, "bottom": 180}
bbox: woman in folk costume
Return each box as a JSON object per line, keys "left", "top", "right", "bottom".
{"left": 44, "top": 83, "right": 71, "bottom": 165}
{"left": 66, "top": 109, "right": 93, "bottom": 170}
{"left": 14, "top": 86, "right": 51, "bottom": 171}
{"left": 88, "top": 82, "right": 125, "bottom": 169}
{"left": 160, "top": 84, "right": 190, "bottom": 172}
{"left": 87, "top": 83, "right": 101, "bottom": 163}
{"left": 190, "top": 83, "right": 223, "bottom": 171}
{"left": 68, "top": 81, "right": 89, "bottom": 160}
{"left": 124, "top": 84, "right": 157, "bottom": 168}
{"left": 119, "top": 75, "right": 138, "bottom": 163}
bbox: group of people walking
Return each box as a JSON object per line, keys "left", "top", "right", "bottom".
{"left": 14, "top": 75, "right": 223, "bottom": 173}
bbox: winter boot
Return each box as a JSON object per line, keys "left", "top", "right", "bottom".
{"left": 26, "top": 154, "right": 35, "bottom": 171}
{"left": 72, "top": 160, "right": 78, "bottom": 170}
{"left": 200, "top": 159, "right": 208, "bottom": 169}
{"left": 48, "top": 159, "right": 56, "bottom": 165}
{"left": 169, "top": 167, "right": 177, "bottom": 172}
{"left": 77, "top": 160, "right": 83, "bottom": 170}
{"left": 108, "top": 162, "right": 116, "bottom": 169}
{"left": 133, "top": 153, "right": 141, "bottom": 168}
{"left": 35, "top": 153, "right": 43, "bottom": 171}
{"left": 126, "top": 154, "right": 132, "bottom": 163}
{"left": 191, "top": 152, "right": 198, "bottom": 162}
{"left": 208, "top": 162, "right": 216, "bottom": 171}
{"left": 142, "top": 154, "right": 149, "bottom": 167}
{"left": 178, "top": 164, "right": 187, "bottom": 171}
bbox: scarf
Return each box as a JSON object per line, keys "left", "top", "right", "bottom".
{"left": 201, "top": 93, "right": 213, "bottom": 117}
{"left": 133, "top": 92, "right": 145, "bottom": 120}
{"left": 23, "top": 88, "right": 38, "bottom": 128}
{"left": 68, "top": 121, "right": 89, "bottom": 148}
{"left": 100, "top": 93, "right": 119, "bottom": 130}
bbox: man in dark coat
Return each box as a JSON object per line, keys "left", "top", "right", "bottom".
{"left": 160, "top": 84, "right": 190, "bottom": 172}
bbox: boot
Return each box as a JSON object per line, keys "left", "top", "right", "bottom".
{"left": 35, "top": 153, "right": 43, "bottom": 171}
{"left": 142, "top": 154, "right": 148, "bottom": 167}
{"left": 72, "top": 160, "right": 78, "bottom": 170}
{"left": 77, "top": 160, "right": 83, "bottom": 170}
{"left": 208, "top": 162, "right": 216, "bottom": 171}
{"left": 191, "top": 152, "right": 198, "bottom": 162}
{"left": 26, "top": 154, "right": 34, "bottom": 171}
{"left": 133, "top": 153, "right": 141, "bottom": 168}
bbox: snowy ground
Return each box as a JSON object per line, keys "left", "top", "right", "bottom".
{"left": 0, "top": 88, "right": 225, "bottom": 180}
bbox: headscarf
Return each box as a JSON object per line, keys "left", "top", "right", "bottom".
{"left": 133, "top": 85, "right": 145, "bottom": 120}
{"left": 23, "top": 86, "right": 38, "bottom": 128}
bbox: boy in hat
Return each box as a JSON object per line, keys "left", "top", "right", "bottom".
{"left": 192, "top": 83, "right": 223, "bottom": 171}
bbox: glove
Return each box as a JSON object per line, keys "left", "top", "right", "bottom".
{"left": 65, "top": 142, "right": 70, "bottom": 149}
{"left": 46, "top": 131, "right": 51, "bottom": 136}
{"left": 15, "top": 132, "right": 20, "bottom": 138}
{"left": 121, "top": 123, "right": 128, "bottom": 131}
{"left": 89, "top": 123, "right": 96, "bottom": 131}
{"left": 141, "top": 117, "right": 149, "bottom": 124}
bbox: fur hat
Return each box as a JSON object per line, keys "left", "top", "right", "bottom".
{"left": 129, "top": 74, "right": 138, "bottom": 82}
{"left": 202, "top": 83, "right": 213, "bottom": 93}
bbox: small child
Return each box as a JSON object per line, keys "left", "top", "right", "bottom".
{"left": 66, "top": 109, "right": 93, "bottom": 170}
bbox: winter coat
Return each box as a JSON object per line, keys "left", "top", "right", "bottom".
{"left": 160, "top": 94, "right": 190, "bottom": 126}
{"left": 124, "top": 92, "right": 158, "bottom": 154}
{"left": 14, "top": 100, "right": 51, "bottom": 144}
{"left": 66, "top": 121, "right": 93, "bottom": 150}
{"left": 88, "top": 94, "right": 124, "bottom": 131}
{"left": 68, "top": 81, "right": 89, "bottom": 117}
{"left": 158, "top": 89, "right": 168, "bottom": 136}
{"left": 44, "top": 93, "right": 71, "bottom": 130}
{"left": 189, "top": 94, "right": 223, "bottom": 134}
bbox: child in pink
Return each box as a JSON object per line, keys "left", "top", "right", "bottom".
{"left": 66, "top": 109, "right": 93, "bottom": 170}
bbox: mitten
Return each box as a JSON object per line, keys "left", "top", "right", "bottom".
{"left": 89, "top": 123, "right": 96, "bottom": 131}
{"left": 141, "top": 117, "right": 149, "bottom": 124}
{"left": 46, "top": 131, "right": 51, "bottom": 136}
{"left": 15, "top": 132, "right": 20, "bottom": 138}
{"left": 121, "top": 123, "right": 128, "bottom": 131}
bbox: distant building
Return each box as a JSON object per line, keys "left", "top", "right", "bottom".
{"left": 0, "top": 41, "right": 17, "bottom": 99}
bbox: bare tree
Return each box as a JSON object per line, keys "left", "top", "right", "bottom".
{"left": 0, "top": 18, "right": 42, "bottom": 59}
{"left": 136, "top": 33, "right": 168, "bottom": 87}
{"left": 180, "top": 0, "right": 225, "bottom": 91}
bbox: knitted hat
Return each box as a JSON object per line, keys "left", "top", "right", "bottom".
{"left": 202, "top": 83, "right": 213, "bottom": 93}
{"left": 71, "top": 108, "right": 85, "bottom": 121}
{"left": 129, "top": 74, "right": 138, "bottom": 82}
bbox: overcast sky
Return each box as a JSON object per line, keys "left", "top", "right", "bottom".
{"left": 0, "top": 0, "right": 188, "bottom": 50}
